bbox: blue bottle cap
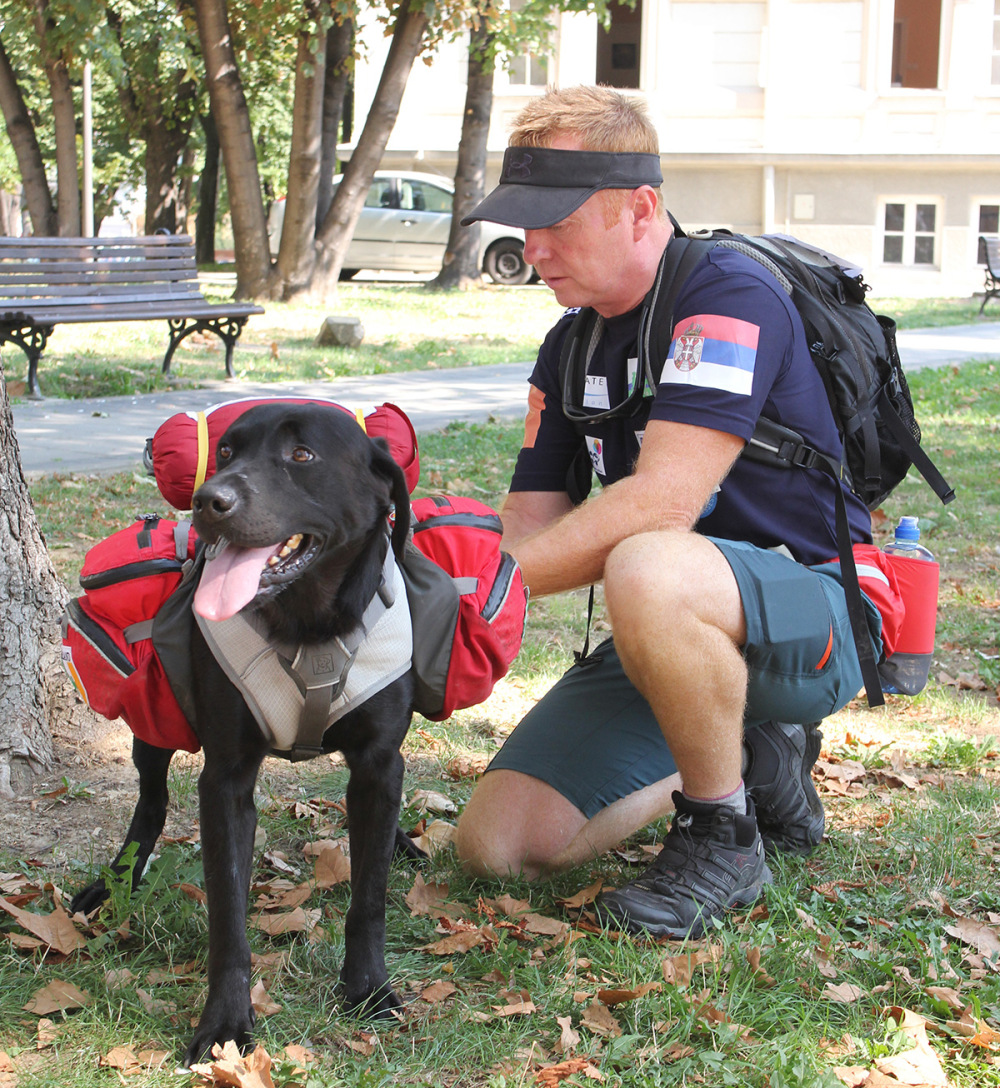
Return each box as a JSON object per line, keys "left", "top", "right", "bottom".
{"left": 895, "top": 516, "right": 920, "bottom": 541}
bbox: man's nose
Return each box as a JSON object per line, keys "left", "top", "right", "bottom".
{"left": 522, "top": 229, "right": 548, "bottom": 264}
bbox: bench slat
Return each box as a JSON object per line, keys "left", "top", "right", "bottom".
{"left": 0, "top": 248, "right": 196, "bottom": 263}
{"left": 0, "top": 234, "right": 193, "bottom": 248}
{"left": 2, "top": 289, "right": 232, "bottom": 311}
{"left": 0, "top": 281, "right": 202, "bottom": 300}
{"left": 0, "top": 262, "right": 197, "bottom": 280}
{"left": 1, "top": 301, "right": 263, "bottom": 323}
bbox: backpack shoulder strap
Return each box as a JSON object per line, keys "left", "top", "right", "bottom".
{"left": 640, "top": 236, "right": 718, "bottom": 391}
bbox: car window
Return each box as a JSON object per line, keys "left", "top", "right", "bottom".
{"left": 400, "top": 180, "right": 452, "bottom": 214}
{"left": 365, "top": 180, "right": 395, "bottom": 209}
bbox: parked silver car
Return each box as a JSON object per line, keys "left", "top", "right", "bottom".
{"left": 268, "top": 171, "right": 535, "bottom": 285}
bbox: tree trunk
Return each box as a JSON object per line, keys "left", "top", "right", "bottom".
{"left": 317, "top": 16, "right": 353, "bottom": 229}
{"left": 311, "top": 0, "right": 429, "bottom": 298}
{"left": 428, "top": 21, "right": 495, "bottom": 291}
{"left": 196, "top": 111, "right": 220, "bottom": 264}
{"left": 143, "top": 94, "right": 196, "bottom": 235}
{"left": 274, "top": 0, "right": 326, "bottom": 299}
{"left": 0, "top": 359, "right": 61, "bottom": 794}
{"left": 177, "top": 141, "right": 197, "bottom": 231}
{"left": 32, "top": 0, "right": 80, "bottom": 236}
{"left": 194, "top": 0, "right": 274, "bottom": 298}
{"left": 0, "top": 188, "right": 20, "bottom": 235}
{"left": 0, "top": 34, "right": 57, "bottom": 236}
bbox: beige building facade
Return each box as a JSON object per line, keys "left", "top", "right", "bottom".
{"left": 352, "top": 0, "right": 1000, "bottom": 296}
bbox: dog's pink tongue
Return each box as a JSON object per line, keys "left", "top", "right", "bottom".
{"left": 194, "top": 542, "right": 281, "bottom": 621}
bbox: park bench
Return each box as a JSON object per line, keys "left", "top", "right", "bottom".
{"left": 0, "top": 234, "right": 264, "bottom": 397}
{"left": 981, "top": 235, "right": 1000, "bottom": 315}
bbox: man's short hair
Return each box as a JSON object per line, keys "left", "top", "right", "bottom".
{"left": 509, "top": 86, "right": 665, "bottom": 224}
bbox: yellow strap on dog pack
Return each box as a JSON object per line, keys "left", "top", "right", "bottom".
{"left": 193, "top": 411, "right": 210, "bottom": 494}
{"left": 355, "top": 408, "right": 367, "bottom": 432}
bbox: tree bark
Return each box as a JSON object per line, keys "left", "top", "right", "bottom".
{"left": 428, "top": 20, "right": 495, "bottom": 291}
{"left": 274, "top": 0, "right": 326, "bottom": 299}
{"left": 196, "top": 111, "right": 220, "bottom": 264}
{"left": 0, "top": 34, "right": 57, "bottom": 236}
{"left": 0, "top": 358, "right": 61, "bottom": 794}
{"left": 32, "top": 0, "right": 80, "bottom": 236}
{"left": 317, "top": 15, "right": 353, "bottom": 228}
{"left": 311, "top": 0, "right": 429, "bottom": 298}
{"left": 194, "top": 0, "right": 274, "bottom": 299}
{"left": 142, "top": 88, "right": 197, "bottom": 235}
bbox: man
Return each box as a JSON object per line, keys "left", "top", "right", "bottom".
{"left": 453, "top": 86, "right": 896, "bottom": 939}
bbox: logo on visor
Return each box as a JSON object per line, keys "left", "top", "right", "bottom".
{"left": 674, "top": 323, "right": 705, "bottom": 372}
{"left": 505, "top": 153, "right": 533, "bottom": 180}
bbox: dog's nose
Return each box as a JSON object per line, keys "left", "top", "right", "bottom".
{"left": 192, "top": 482, "right": 239, "bottom": 522}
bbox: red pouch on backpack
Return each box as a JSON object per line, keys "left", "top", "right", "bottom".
{"left": 148, "top": 398, "right": 420, "bottom": 509}
{"left": 61, "top": 516, "right": 201, "bottom": 753}
{"left": 403, "top": 496, "right": 528, "bottom": 721}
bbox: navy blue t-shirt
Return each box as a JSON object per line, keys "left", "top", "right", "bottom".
{"left": 509, "top": 246, "right": 872, "bottom": 566}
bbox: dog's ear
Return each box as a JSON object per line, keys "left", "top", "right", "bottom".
{"left": 369, "top": 437, "right": 410, "bottom": 561}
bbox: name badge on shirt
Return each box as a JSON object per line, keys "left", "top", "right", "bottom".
{"left": 583, "top": 374, "right": 610, "bottom": 409}
{"left": 585, "top": 436, "right": 606, "bottom": 476}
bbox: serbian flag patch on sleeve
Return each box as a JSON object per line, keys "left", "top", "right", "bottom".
{"left": 661, "top": 314, "right": 759, "bottom": 396}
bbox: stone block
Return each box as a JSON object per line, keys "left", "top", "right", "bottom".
{"left": 315, "top": 315, "right": 364, "bottom": 348}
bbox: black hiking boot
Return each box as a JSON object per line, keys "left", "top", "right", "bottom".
{"left": 744, "top": 721, "right": 825, "bottom": 857}
{"left": 594, "top": 791, "right": 772, "bottom": 940}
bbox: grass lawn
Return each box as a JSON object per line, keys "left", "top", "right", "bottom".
{"left": 2, "top": 281, "right": 996, "bottom": 402}
{"left": 1, "top": 357, "right": 999, "bottom": 1085}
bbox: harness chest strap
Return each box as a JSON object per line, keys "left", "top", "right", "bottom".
{"left": 195, "top": 540, "right": 413, "bottom": 760}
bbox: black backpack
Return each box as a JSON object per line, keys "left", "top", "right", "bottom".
{"left": 558, "top": 222, "right": 955, "bottom": 707}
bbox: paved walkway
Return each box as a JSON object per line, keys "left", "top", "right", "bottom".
{"left": 10, "top": 321, "right": 1000, "bottom": 476}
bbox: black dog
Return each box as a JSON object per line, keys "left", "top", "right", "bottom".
{"left": 71, "top": 403, "right": 419, "bottom": 1066}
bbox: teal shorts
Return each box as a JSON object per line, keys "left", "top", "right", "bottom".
{"left": 487, "top": 537, "right": 882, "bottom": 818}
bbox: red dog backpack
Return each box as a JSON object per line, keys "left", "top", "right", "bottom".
{"left": 404, "top": 496, "right": 528, "bottom": 722}
{"left": 61, "top": 516, "right": 201, "bottom": 752}
{"left": 147, "top": 397, "right": 419, "bottom": 509}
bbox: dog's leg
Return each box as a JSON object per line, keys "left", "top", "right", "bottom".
{"left": 183, "top": 743, "right": 266, "bottom": 1067}
{"left": 71, "top": 738, "right": 174, "bottom": 915}
{"left": 339, "top": 744, "right": 407, "bottom": 1019}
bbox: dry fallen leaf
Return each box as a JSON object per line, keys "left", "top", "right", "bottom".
{"left": 557, "top": 880, "right": 604, "bottom": 910}
{"left": 521, "top": 913, "right": 570, "bottom": 939}
{"left": 36, "top": 1019, "right": 58, "bottom": 1050}
{"left": 419, "top": 980, "right": 457, "bottom": 1003}
{"left": 943, "top": 914, "right": 1000, "bottom": 958}
{"left": 746, "top": 946, "right": 776, "bottom": 987}
{"left": 410, "top": 789, "right": 457, "bottom": 815}
{"left": 925, "top": 985, "right": 964, "bottom": 1010}
{"left": 832, "top": 1066, "right": 869, "bottom": 1087}
{"left": 0, "top": 896, "right": 85, "bottom": 955}
{"left": 190, "top": 1039, "right": 276, "bottom": 1088}
{"left": 661, "top": 944, "right": 723, "bottom": 987}
{"left": 252, "top": 907, "right": 321, "bottom": 936}
{"left": 421, "top": 926, "right": 494, "bottom": 955}
{"left": 596, "top": 982, "right": 661, "bottom": 1007}
{"left": 100, "top": 1046, "right": 140, "bottom": 1071}
{"left": 250, "top": 979, "right": 282, "bottom": 1017}
{"left": 406, "top": 874, "right": 451, "bottom": 917}
{"left": 314, "top": 846, "right": 350, "bottom": 889}
{"left": 535, "top": 1057, "right": 604, "bottom": 1085}
{"left": 23, "top": 979, "right": 91, "bottom": 1015}
{"left": 445, "top": 754, "right": 489, "bottom": 779}
{"left": 580, "top": 999, "right": 621, "bottom": 1038}
{"left": 484, "top": 894, "right": 532, "bottom": 918}
{"left": 824, "top": 982, "right": 863, "bottom": 1003}
{"left": 554, "top": 1014, "right": 580, "bottom": 1054}
{"left": 411, "top": 819, "right": 457, "bottom": 857}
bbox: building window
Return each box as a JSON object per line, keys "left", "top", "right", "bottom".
{"left": 596, "top": 0, "right": 642, "bottom": 89}
{"left": 891, "top": 0, "right": 941, "bottom": 88}
{"left": 881, "top": 200, "right": 940, "bottom": 266}
{"left": 993, "top": 0, "right": 1000, "bottom": 85}
{"left": 979, "top": 204, "right": 1000, "bottom": 263}
{"left": 505, "top": 0, "right": 549, "bottom": 88}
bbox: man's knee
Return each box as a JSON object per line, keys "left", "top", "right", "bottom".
{"left": 455, "top": 769, "right": 586, "bottom": 881}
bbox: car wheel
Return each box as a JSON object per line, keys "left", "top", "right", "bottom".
{"left": 483, "top": 240, "right": 533, "bottom": 286}
{"left": 339, "top": 268, "right": 360, "bottom": 281}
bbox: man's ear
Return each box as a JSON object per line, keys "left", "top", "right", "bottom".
{"left": 631, "top": 186, "right": 659, "bottom": 240}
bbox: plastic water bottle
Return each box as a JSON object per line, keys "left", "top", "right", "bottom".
{"left": 879, "top": 516, "right": 939, "bottom": 695}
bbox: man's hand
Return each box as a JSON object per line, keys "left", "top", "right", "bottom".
{"left": 502, "top": 420, "right": 744, "bottom": 598}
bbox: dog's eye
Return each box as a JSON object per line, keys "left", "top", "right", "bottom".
{"left": 291, "top": 447, "right": 314, "bottom": 463}
{"left": 218, "top": 443, "right": 232, "bottom": 460}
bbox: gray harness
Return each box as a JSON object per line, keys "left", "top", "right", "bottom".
{"left": 195, "top": 541, "right": 412, "bottom": 761}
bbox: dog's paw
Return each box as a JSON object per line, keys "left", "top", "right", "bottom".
{"left": 70, "top": 879, "right": 109, "bottom": 916}
{"left": 182, "top": 1006, "right": 256, "bottom": 1068}
{"left": 342, "top": 979, "right": 405, "bottom": 1021}
{"left": 393, "top": 826, "right": 429, "bottom": 867}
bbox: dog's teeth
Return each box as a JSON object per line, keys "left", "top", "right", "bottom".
{"left": 278, "top": 545, "right": 292, "bottom": 558}
{"left": 267, "top": 555, "right": 279, "bottom": 567}
{"left": 287, "top": 533, "right": 303, "bottom": 549}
